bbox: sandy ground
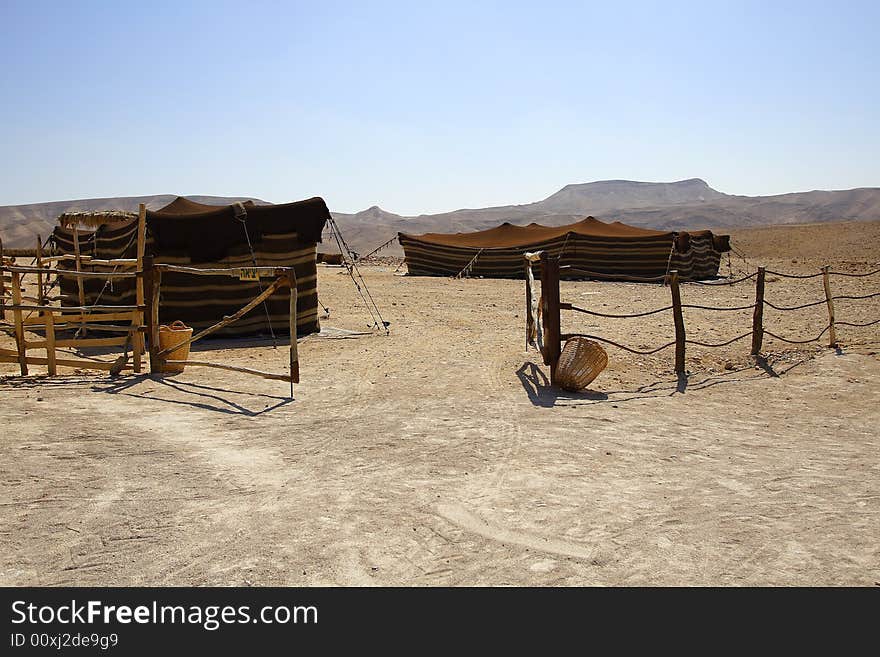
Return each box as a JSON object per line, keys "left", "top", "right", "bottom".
{"left": 1, "top": 221, "right": 878, "bottom": 586}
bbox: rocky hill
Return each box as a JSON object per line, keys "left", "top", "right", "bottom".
{"left": 3, "top": 181, "right": 879, "bottom": 256}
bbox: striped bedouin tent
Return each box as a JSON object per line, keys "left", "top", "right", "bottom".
{"left": 51, "top": 197, "right": 330, "bottom": 337}
{"left": 398, "top": 217, "right": 732, "bottom": 281}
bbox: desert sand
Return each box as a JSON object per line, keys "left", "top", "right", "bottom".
{"left": 1, "top": 221, "right": 878, "bottom": 586}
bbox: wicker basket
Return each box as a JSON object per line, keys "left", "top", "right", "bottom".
{"left": 554, "top": 337, "right": 608, "bottom": 391}
{"left": 157, "top": 320, "right": 193, "bottom": 373}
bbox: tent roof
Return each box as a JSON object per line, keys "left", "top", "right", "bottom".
{"left": 57, "top": 210, "right": 137, "bottom": 229}
{"left": 399, "top": 216, "right": 712, "bottom": 248}
{"left": 146, "top": 196, "right": 330, "bottom": 261}
{"left": 156, "top": 197, "right": 257, "bottom": 215}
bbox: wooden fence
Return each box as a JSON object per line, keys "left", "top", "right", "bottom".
{"left": 1, "top": 204, "right": 301, "bottom": 397}
{"left": 145, "top": 260, "right": 299, "bottom": 398}
{"left": 0, "top": 208, "right": 147, "bottom": 375}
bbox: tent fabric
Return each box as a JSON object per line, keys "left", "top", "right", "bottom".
{"left": 398, "top": 217, "right": 730, "bottom": 280}
{"left": 148, "top": 197, "right": 327, "bottom": 262}
{"left": 51, "top": 197, "right": 329, "bottom": 337}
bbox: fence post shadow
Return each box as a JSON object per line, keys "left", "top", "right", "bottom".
{"left": 753, "top": 355, "right": 780, "bottom": 378}
{"left": 515, "top": 361, "right": 608, "bottom": 407}
{"left": 91, "top": 373, "right": 293, "bottom": 416}
{"left": 675, "top": 372, "right": 689, "bottom": 393}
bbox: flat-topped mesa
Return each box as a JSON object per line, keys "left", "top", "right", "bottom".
{"left": 537, "top": 178, "right": 729, "bottom": 214}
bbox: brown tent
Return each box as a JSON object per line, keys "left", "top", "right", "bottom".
{"left": 52, "top": 197, "right": 329, "bottom": 336}
{"left": 399, "top": 217, "right": 731, "bottom": 280}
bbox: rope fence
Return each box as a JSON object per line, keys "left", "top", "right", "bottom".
{"left": 764, "top": 325, "right": 833, "bottom": 345}
{"left": 828, "top": 268, "right": 880, "bottom": 278}
{"left": 525, "top": 254, "right": 879, "bottom": 382}
{"left": 764, "top": 269, "right": 824, "bottom": 279}
{"left": 764, "top": 298, "right": 828, "bottom": 311}
{"left": 686, "top": 271, "right": 758, "bottom": 286}
{"left": 561, "top": 333, "right": 678, "bottom": 356}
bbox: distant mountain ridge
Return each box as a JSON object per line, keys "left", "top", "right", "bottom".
{"left": 331, "top": 179, "right": 880, "bottom": 254}
{"left": 2, "top": 180, "right": 879, "bottom": 253}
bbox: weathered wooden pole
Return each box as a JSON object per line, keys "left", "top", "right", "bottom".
{"left": 822, "top": 265, "right": 837, "bottom": 347}
{"left": 540, "top": 252, "right": 561, "bottom": 384}
{"left": 751, "top": 266, "right": 765, "bottom": 355}
{"left": 131, "top": 204, "right": 147, "bottom": 373}
{"left": 72, "top": 225, "right": 87, "bottom": 336}
{"left": 0, "top": 235, "right": 6, "bottom": 320}
{"left": 144, "top": 255, "right": 162, "bottom": 374}
{"left": 525, "top": 258, "right": 533, "bottom": 351}
{"left": 11, "top": 270, "right": 28, "bottom": 375}
{"left": 668, "top": 270, "right": 686, "bottom": 375}
{"left": 288, "top": 271, "right": 299, "bottom": 399}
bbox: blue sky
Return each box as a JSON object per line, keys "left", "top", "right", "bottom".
{"left": 1, "top": 0, "right": 877, "bottom": 213}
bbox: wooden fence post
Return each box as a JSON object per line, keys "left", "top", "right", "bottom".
{"left": 288, "top": 271, "right": 299, "bottom": 398}
{"left": 525, "top": 258, "right": 533, "bottom": 351}
{"left": 35, "top": 234, "right": 45, "bottom": 306}
{"left": 751, "top": 266, "right": 765, "bottom": 355}
{"left": 11, "top": 270, "right": 28, "bottom": 375}
{"left": 0, "top": 235, "right": 5, "bottom": 320}
{"left": 144, "top": 258, "right": 162, "bottom": 374}
{"left": 668, "top": 270, "right": 686, "bottom": 375}
{"left": 132, "top": 204, "right": 146, "bottom": 373}
{"left": 540, "top": 252, "right": 561, "bottom": 384}
{"left": 73, "top": 225, "right": 87, "bottom": 336}
{"left": 822, "top": 265, "right": 837, "bottom": 347}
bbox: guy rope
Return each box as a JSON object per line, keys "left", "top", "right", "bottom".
{"left": 234, "top": 202, "right": 277, "bottom": 347}
{"left": 454, "top": 248, "right": 484, "bottom": 279}
{"left": 325, "top": 215, "right": 389, "bottom": 334}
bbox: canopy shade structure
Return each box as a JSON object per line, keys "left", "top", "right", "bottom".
{"left": 398, "top": 217, "right": 732, "bottom": 280}
{"left": 52, "top": 196, "right": 330, "bottom": 337}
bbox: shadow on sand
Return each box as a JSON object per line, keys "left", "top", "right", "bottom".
{"left": 89, "top": 375, "right": 293, "bottom": 417}
{"left": 515, "top": 352, "right": 818, "bottom": 408}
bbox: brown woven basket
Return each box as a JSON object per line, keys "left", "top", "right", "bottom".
{"left": 554, "top": 337, "right": 608, "bottom": 391}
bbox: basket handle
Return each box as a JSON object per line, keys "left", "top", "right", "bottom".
{"left": 168, "top": 320, "right": 189, "bottom": 331}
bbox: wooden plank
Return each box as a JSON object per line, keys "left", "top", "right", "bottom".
{"left": 751, "top": 267, "right": 765, "bottom": 355}
{"left": 154, "top": 264, "right": 293, "bottom": 277}
{"left": 288, "top": 271, "right": 299, "bottom": 398}
{"left": 668, "top": 270, "right": 686, "bottom": 374}
{"left": 43, "top": 255, "right": 137, "bottom": 266}
{"left": 163, "top": 359, "right": 292, "bottom": 382}
{"left": 23, "top": 311, "right": 139, "bottom": 325}
{"left": 155, "top": 276, "right": 289, "bottom": 357}
{"left": 0, "top": 352, "right": 131, "bottom": 371}
{"left": 23, "top": 323, "right": 144, "bottom": 333}
{"left": 11, "top": 270, "right": 27, "bottom": 375}
{"left": 5, "top": 265, "right": 136, "bottom": 278}
{"left": 26, "top": 336, "right": 130, "bottom": 349}
{"left": 822, "top": 265, "right": 837, "bottom": 347}
{"left": 5, "top": 304, "right": 144, "bottom": 312}
{"left": 133, "top": 204, "right": 146, "bottom": 373}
